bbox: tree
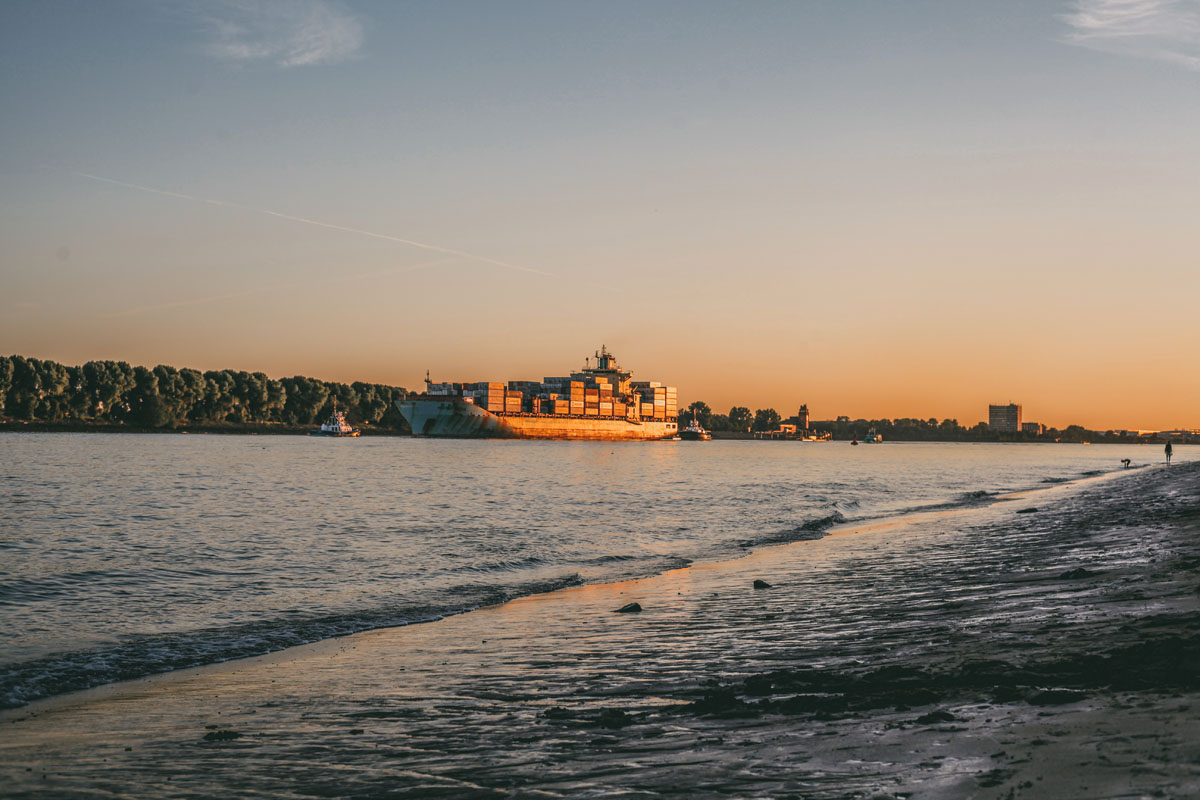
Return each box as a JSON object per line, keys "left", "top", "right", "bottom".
{"left": 128, "top": 366, "right": 169, "bottom": 427}
{"left": 282, "top": 376, "right": 329, "bottom": 425}
{"left": 353, "top": 382, "right": 390, "bottom": 424}
{"left": 179, "top": 369, "right": 208, "bottom": 421}
{"left": 7, "top": 356, "right": 42, "bottom": 419}
{"left": 753, "top": 408, "right": 781, "bottom": 432}
{"left": 201, "top": 371, "right": 238, "bottom": 422}
{"left": 153, "top": 365, "right": 189, "bottom": 424}
{"left": 1061, "top": 424, "right": 1089, "bottom": 443}
{"left": 0, "top": 357, "right": 12, "bottom": 415}
{"left": 728, "top": 406, "right": 752, "bottom": 432}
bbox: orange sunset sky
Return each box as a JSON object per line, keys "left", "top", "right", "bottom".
{"left": 2, "top": 2, "right": 1197, "bottom": 430}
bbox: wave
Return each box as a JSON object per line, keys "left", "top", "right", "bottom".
{"left": 737, "top": 511, "right": 847, "bottom": 550}
{"left": 0, "top": 572, "right": 584, "bottom": 711}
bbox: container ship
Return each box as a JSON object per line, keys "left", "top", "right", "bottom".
{"left": 396, "top": 346, "right": 678, "bottom": 440}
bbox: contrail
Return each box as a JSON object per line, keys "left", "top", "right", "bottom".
{"left": 109, "top": 257, "right": 457, "bottom": 317}
{"left": 72, "top": 171, "right": 552, "bottom": 277}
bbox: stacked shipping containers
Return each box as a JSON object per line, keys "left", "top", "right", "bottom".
{"left": 471, "top": 382, "right": 506, "bottom": 412}
{"left": 566, "top": 381, "right": 582, "bottom": 415}
{"left": 456, "top": 372, "right": 675, "bottom": 420}
{"left": 628, "top": 381, "right": 678, "bottom": 420}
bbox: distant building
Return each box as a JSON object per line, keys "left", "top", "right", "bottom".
{"left": 1157, "top": 429, "right": 1199, "bottom": 443}
{"left": 1021, "top": 422, "right": 1044, "bottom": 435}
{"left": 989, "top": 403, "right": 1022, "bottom": 433}
{"left": 756, "top": 404, "right": 832, "bottom": 440}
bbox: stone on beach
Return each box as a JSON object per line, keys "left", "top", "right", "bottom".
{"left": 753, "top": 579, "right": 773, "bottom": 589}
{"left": 614, "top": 602, "right": 642, "bottom": 613}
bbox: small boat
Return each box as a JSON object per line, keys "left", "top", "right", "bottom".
{"left": 863, "top": 427, "right": 883, "bottom": 443}
{"left": 679, "top": 411, "right": 712, "bottom": 441}
{"left": 313, "top": 401, "right": 361, "bottom": 437}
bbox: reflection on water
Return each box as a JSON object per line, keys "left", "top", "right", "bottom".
{"left": 0, "top": 433, "right": 1192, "bottom": 707}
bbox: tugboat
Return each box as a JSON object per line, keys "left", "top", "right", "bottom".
{"left": 863, "top": 427, "right": 883, "bottom": 443}
{"left": 679, "top": 411, "right": 712, "bottom": 441}
{"left": 313, "top": 401, "right": 361, "bottom": 437}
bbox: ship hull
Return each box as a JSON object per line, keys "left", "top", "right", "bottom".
{"left": 396, "top": 398, "right": 677, "bottom": 440}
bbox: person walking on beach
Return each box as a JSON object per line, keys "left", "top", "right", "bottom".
{"left": 1165, "top": 440, "right": 1173, "bottom": 465}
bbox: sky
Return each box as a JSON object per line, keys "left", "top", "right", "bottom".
{"left": 1, "top": 0, "right": 1197, "bottom": 430}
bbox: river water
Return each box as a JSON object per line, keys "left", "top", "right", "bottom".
{"left": 0, "top": 433, "right": 1190, "bottom": 709}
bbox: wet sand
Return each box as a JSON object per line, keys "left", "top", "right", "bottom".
{"left": 2, "top": 462, "right": 1198, "bottom": 798}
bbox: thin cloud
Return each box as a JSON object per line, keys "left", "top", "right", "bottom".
{"left": 109, "top": 257, "right": 457, "bottom": 317}
{"left": 72, "top": 172, "right": 552, "bottom": 277}
{"left": 198, "top": 0, "right": 364, "bottom": 67}
{"left": 1061, "top": 0, "right": 1200, "bottom": 70}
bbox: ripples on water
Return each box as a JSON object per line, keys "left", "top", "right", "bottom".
{"left": 0, "top": 433, "right": 1191, "bottom": 708}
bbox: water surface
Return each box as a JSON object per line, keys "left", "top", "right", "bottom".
{"left": 0, "top": 433, "right": 1190, "bottom": 708}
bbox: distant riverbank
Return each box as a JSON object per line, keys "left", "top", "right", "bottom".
{"left": 2, "top": 422, "right": 1185, "bottom": 444}
{"left": 0, "top": 420, "right": 406, "bottom": 436}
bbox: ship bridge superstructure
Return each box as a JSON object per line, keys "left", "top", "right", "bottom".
{"left": 572, "top": 344, "right": 633, "bottom": 396}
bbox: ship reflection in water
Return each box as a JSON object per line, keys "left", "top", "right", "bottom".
{"left": 396, "top": 346, "right": 678, "bottom": 440}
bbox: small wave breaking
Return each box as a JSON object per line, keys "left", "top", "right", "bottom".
{"left": 0, "top": 572, "right": 586, "bottom": 710}
{"left": 738, "top": 511, "right": 847, "bottom": 550}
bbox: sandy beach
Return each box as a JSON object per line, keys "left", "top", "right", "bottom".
{"left": 2, "top": 461, "right": 1198, "bottom": 799}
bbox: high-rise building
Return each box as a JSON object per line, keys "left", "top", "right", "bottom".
{"left": 797, "top": 404, "right": 810, "bottom": 431}
{"left": 989, "top": 403, "right": 1022, "bottom": 433}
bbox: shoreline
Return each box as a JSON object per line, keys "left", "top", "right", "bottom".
{"left": 5, "top": 422, "right": 1191, "bottom": 444}
{"left": 0, "top": 421, "right": 407, "bottom": 436}
{"left": 3, "top": 462, "right": 1198, "bottom": 797}
{"left": 0, "top": 458, "right": 1148, "bottom": 713}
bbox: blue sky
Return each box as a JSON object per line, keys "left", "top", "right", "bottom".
{"left": 2, "top": 1, "right": 1198, "bottom": 428}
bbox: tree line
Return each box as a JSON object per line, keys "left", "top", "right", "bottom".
{"left": 681, "top": 400, "right": 1130, "bottom": 442}
{"left": 678, "top": 403, "right": 776, "bottom": 433}
{"left": 0, "top": 355, "right": 411, "bottom": 432}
